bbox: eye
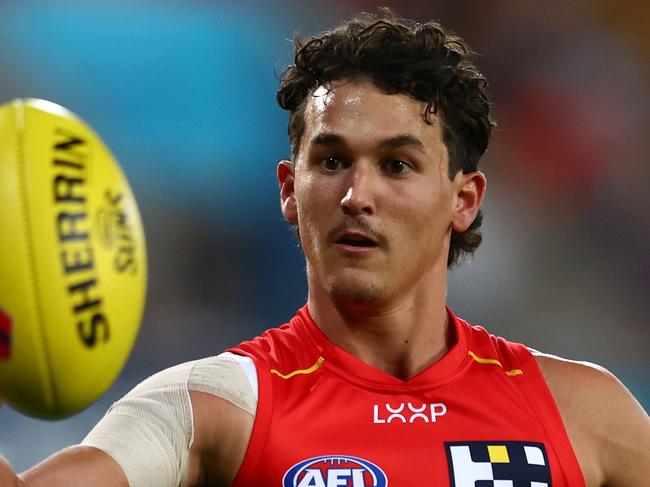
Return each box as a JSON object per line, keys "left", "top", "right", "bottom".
{"left": 383, "top": 159, "right": 412, "bottom": 175}
{"left": 320, "top": 156, "right": 346, "bottom": 172}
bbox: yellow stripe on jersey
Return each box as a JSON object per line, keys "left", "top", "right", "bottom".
{"left": 270, "top": 356, "right": 325, "bottom": 380}
{"left": 468, "top": 350, "right": 523, "bottom": 377}
{"left": 505, "top": 369, "right": 524, "bottom": 376}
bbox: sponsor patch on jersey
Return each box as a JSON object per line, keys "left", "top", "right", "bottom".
{"left": 283, "top": 455, "right": 388, "bottom": 487}
{"left": 445, "top": 441, "right": 551, "bottom": 487}
{"left": 373, "top": 402, "right": 447, "bottom": 423}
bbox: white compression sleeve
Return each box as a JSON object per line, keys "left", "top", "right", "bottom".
{"left": 187, "top": 352, "right": 258, "bottom": 416}
{"left": 81, "top": 353, "right": 258, "bottom": 487}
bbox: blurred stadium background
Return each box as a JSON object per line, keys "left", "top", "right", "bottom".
{"left": 0, "top": 0, "right": 648, "bottom": 471}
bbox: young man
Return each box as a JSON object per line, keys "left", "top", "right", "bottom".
{"left": 2, "top": 10, "right": 649, "bottom": 487}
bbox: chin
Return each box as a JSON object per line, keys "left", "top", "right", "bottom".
{"left": 327, "top": 274, "right": 386, "bottom": 303}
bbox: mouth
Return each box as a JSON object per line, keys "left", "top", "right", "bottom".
{"left": 334, "top": 231, "right": 380, "bottom": 252}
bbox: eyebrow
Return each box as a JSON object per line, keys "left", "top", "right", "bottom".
{"left": 309, "top": 132, "right": 427, "bottom": 154}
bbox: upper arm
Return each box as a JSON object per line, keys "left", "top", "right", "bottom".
{"left": 187, "top": 391, "right": 254, "bottom": 487}
{"left": 536, "top": 353, "right": 650, "bottom": 487}
{"left": 7, "top": 354, "right": 256, "bottom": 487}
{"left": 184, "top": 352, "right": 257, "bottom": 486}
{"left": 19, "top": 445, "right": 128, "bottom": 487}
{"left": 590, "top": 367, "right": 650, "bottom": 487}
{"left": 82, "top": 353, "right": 255, "bottom": 487}
{"left": 13, "top": 359, "right": 195, "bottom": 487}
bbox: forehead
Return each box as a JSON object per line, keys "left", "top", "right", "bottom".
{"left": 300, "top": 79, "right": 443, "bottom": 151}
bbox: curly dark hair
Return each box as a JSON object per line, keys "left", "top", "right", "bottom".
{"left": 277, "top": 9, "right": 494, "bottom": 267}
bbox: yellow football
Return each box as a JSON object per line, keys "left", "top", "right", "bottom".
{"left": 0, "top": 99, "right": 146, "bottom": 419}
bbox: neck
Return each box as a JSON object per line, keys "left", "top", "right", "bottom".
{"left": 307, "top": 275, "right": 452, "bottom": 381}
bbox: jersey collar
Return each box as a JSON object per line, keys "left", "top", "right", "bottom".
{"left": 293, "top": 305, "right": 470, "bottom": 392}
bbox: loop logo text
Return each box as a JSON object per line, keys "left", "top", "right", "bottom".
{"left": 373, "top": 402, "right": 447, "bottom": 424}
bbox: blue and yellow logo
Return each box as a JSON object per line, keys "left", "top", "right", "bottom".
{"left": 283, "top": 455, "right": 387, "bottom": 487}
{"left": 446, "top": 441, "right": 551, "bottom": 486}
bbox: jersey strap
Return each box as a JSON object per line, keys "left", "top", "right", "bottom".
{"left": 507, "top": 344, "right": 586, "bottom": 486}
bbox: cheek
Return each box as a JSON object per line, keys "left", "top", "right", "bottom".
{"left": 392, "top": 189, "right": 453, "bottom": 244}
{"left": 295, "top": 171, "right": 340, "bottom": 217}
{"left": 295, "top": 178, "right": 328, "bottom": 253}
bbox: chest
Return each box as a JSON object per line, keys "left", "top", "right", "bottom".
{"left": 239, "top": 367, "right": 573, "bottom": 487}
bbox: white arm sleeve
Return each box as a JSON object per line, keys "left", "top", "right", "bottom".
{"left": 81, "top": 352, "right": 258, "bottom": 487}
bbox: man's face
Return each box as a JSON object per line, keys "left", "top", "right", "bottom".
{"left": 280, "top": 79, "right": 471, "bottom": 306}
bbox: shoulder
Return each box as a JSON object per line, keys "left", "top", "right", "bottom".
{"left": 532, "top": 350, "right": 650, "bottom": 487}
{"left": 533, "top": 350, "right": 623, "bottom": 408}
{"left": 532, "top": 351, "right": 624, "bottom": 452}
{"left": 532, "top": 350, "right": 640, "bottom": 424}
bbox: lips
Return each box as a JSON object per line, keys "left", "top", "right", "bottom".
{"left": 329, "top": 225, "right": 384, "bottom": 254}
{"left": 335, "top": 231, "right": 378, "bottom": 248}
{"left": 327, "top": 220, "right": 386, "bottom": 254}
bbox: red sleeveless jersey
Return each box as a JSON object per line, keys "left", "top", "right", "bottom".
{"left": 229, "top": 306, "right": 585, "bottom": 487}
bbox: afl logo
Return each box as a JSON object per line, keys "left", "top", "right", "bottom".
{"left": 283, "top": 455, "right": 388, "bottom": 487}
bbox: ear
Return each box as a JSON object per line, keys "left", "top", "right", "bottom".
{"left": 277, "top": 160, "right": 298, "bottom": 223}
{"left": 451, "top": 171, "right": 487, "bottom": 233}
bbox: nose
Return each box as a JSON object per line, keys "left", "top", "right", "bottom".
{"left": 339, "top": 162, "right": 375, "bottom": 216}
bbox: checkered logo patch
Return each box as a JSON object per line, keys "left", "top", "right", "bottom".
{"left": 446, "top": 441, "right": 552, "bottom": 487}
